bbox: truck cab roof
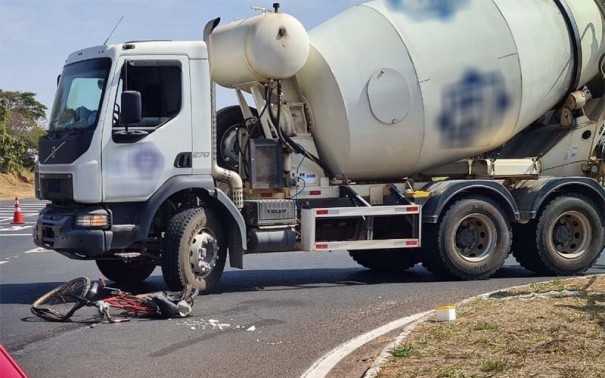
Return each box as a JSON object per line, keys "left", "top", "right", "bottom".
{"left": 65, "top": 40, "right": 208, "bottom": 65}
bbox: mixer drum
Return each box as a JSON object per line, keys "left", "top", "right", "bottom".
{"left": 296, "top": 0, "right": 605, "bottom": 180}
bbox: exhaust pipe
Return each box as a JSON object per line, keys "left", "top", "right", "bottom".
{"left": 204, "top": 18, "right": 244, "bottom": 209}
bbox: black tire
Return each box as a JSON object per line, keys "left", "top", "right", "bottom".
{"left": 512, "top": 222, "right": 550, "bottom": 275}
{"left": 161, "top": 207, "right": 227, "bottom": 293}
{"left": 31, "top": 277, "right": 91, "bottom": 322}
{"left": 513, "top": 194, "right": 604, "bottom": 276}
{"left": 421, "top": 196, "right": 512, "bottom": 280}
{"left": 217, "top": 106, "right": 259, "bottom": 171}
{"left": 349, "top": 249, "right": 419, "bottom": 273}
{"left": 96, "top": 259, "right": 156, "bottom": 285}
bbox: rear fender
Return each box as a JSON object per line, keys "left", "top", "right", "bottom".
{"left": 421, "top": 180, "right": 520, "bottom": 224}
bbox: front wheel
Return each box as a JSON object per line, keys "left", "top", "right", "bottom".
{"left": 96, "top": 259, "right": 156, "bottom": 285}
{"left": 161, "top": 207, "right": 227, "bottom": 293}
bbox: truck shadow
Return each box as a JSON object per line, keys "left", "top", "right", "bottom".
{"left": 213, "top": 265, "right": 536, "bottom": 294}
{"left": 3, "top": 265, "right": 603, "bottom": 305}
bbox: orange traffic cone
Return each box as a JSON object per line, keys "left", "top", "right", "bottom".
{"left": 12, "top": 197, "right": 25, "bottom": 225}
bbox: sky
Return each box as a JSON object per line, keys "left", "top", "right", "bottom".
{"left": 0, "top": 0, "right": 362, "bottom": 119}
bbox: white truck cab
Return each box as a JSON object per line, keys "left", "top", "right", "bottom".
{"left": 34, "top": 41, "right": 244, "bottom": 291}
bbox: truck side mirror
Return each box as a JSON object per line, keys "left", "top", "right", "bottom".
{"left": 120, "top": 91, "right": 142, "bottom": 125}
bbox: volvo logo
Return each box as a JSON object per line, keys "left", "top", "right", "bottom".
{"left": 43, "top": 141, "right": 67, "bottom": 163}
{"left": 266, "top": 209, "right": 287, "bottom": 214}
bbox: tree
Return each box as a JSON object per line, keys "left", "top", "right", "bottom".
{"left": 0, "top": 90, "right": 47, "bottom": 149}
{"left": 0, "top": 90, "right": 47, "bottom": 172}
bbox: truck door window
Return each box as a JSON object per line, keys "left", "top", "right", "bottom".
{"left": 113, "top": 60, "right": 182, "bottom": 134}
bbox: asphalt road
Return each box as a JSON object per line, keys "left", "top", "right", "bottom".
{"left": 1, "top": 199, "right": 604, "bottom": 378}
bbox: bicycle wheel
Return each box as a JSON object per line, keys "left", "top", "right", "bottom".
{"left": 31, "top": 277, "right": 92, "bottom": 322}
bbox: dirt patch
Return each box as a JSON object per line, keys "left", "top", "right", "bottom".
{"left": 377, "top": 276, "right": 605, "bottom": 378}
{"left": 0, "top": 171, "right": 35, "bottom": 200}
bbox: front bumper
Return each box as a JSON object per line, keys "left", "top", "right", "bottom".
{"left": 34, "top": 207, "right": 113, "bottom": 259}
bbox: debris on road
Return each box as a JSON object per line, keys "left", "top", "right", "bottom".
{"left": 176, "top": 318, "right": 232, "bottom": 331}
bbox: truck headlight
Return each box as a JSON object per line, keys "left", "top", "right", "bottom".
{"left": 75, "top": 214, "right": 108, "bottom": 228}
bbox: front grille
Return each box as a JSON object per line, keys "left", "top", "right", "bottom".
{"left": 40, "top": 175, "right": 73, "bottom": 201}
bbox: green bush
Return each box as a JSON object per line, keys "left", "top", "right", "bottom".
{"left": 0, "top": 126, "right": 28, "bottom": 173}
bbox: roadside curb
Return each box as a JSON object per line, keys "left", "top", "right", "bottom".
{"left": 362, "top": 274, "right": 601, "bottom": 378}
{"left": 301, "top": 311, "right": 433, "bottom": 378}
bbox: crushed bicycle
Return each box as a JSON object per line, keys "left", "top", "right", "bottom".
{"left": 31, "top": 277, "right": 198, "bottom": 323}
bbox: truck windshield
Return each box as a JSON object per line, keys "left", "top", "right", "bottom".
{"left": 49, "top": 58, "right": 111, "bottom": 132}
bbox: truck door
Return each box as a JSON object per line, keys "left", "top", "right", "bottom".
{"left": 101, "top": 56, "right": 192, "bottom": 202}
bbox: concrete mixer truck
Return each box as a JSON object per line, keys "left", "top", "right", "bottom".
{"left": 34, "top": 0, "right": 605, "bottom": 292}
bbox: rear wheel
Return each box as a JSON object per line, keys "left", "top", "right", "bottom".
{"left": 512, "top": 222, "right": 549, "bottom": 274}
{"left": 422, "top": 196, "right": 511, "bottom": 280}
{"left": 349, "top": 249, "right": 419, "bottom": 273}
{"left": 96, "top": 259, "right": 156, "bottom": 285}
{"left": 161, "top": 207, "right": 227, "bottom": 293}
{"left": 513, "top": 194, "right": 604, "bottom": 275}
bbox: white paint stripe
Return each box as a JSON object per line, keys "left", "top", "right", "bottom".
{"left": 0, "top": 211, "right": 42, "bottom": 213}
{"left": 0, "top": 226, "right": 33, "bottom": 231}
{"left": 0, "top": 234, "right": 32, "bottom": 236}
{"left": 301, "top": 311, "right": 433, "bottom": 378}
{"left": 24, "top": 247, "right": 49, "bottom": 254}
{"left": 0, "top": 205, "right": 43, "bottom": 207}
{"left": 0, "top": 212, "right": 39, "bottom": 214}
{"left": 0, "top": 206, "right": 44, "bottom": 208}
{"left": 0, "top": 212, "right": 42, "bottom": 214}
{"left": 0, "top": 213, "right": 39, "bottom": 216}
{"left": 0, "top": 206, "right": 43, "bottom": 208}
{"left": 0, "top": 261, "right": 8, "bottom": 265}
{"left": 364, "top": 315, "right": 432, "bottom": 378}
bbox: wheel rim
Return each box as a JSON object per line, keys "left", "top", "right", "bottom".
{"left": 452, "top": 213, "right": 497, "bottom": 262}
{"left": 189, "top": 228, "right": 219, "bottom": 279}
{"left": 219, "top": 125, "right": 240, "bottom": 171}
{"left": 550, "top": 211, "right": 591, "bottom": 259}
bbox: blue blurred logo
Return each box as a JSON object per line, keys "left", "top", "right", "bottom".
{"left": 438, "top": 69, "right": 510, "bottom": 146}
{"left": 387, "top": 0, "right": 470, "bottom": 20}
{"left": 131, "top": 145, "right": 164, "bottom": 180}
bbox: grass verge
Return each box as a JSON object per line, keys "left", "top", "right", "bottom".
{"left": 377, "top": 275, "right": 605, "bottom": 378}
{"left": 0, "top": 171, "right": 35, "bottom": 200}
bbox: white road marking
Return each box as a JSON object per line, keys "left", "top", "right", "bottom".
{"left": 301, "top": 311, "right": 433, "bottom": 378}
{"left": 0, "top": 213, "right": 39, "bottom": 217}
{"left": 0, "top": 234, "right": 32, "bottom": 236}
{"left": 24, "top": 247, "right": 49, "bottom": 254}
{"left": 0, "top": 261, "right": 8, "bottom": 265}
{"left": 0, "top": 225, "right": 33, "bottom": 231}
